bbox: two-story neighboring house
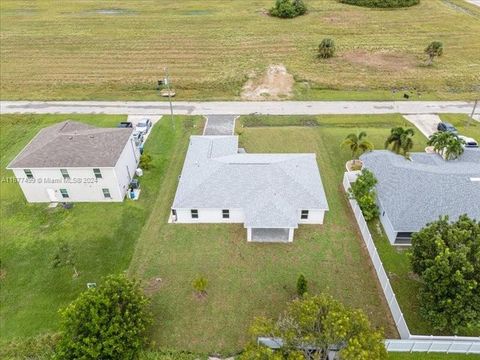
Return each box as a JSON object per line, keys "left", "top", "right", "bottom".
{"left": 171, "top": 136, "right": 329, "bottom": 242}
{"left": 6, "top": 120, "right": 140, "bottom": 202}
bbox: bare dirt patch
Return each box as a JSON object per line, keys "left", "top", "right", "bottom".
{"left": 241, "top": 64, "right": 294, "bottom": 100}
{"left": 342, "top": 50, "right": 416, "bottom": 71}
{"left": 143, "top": 276, "right": 163, "bottom": 295}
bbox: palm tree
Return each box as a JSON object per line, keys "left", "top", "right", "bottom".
{"left": 385, "top": 127, "right": 415, "bottom": 156}
{"left": 427, "top": 131, "right": 465, "bottom": 160}
{"left": 444, "top": 136, "right": 465, "bottom": 160}
{"left": 427, "top": 131, "right": 451, "bottom": 155}
{"left": 341, "top": 131, "right": 374, "bottom": 164}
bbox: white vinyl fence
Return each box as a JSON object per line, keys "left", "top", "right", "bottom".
{"left": 342, "top": 172, "right": 480, "bottom": 354}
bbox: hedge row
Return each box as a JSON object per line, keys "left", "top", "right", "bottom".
{"left": 339, "top": 0, "right": 420, "bottom": 8}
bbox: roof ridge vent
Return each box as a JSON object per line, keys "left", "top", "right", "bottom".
{"left": 470, "top": 177, "right": 480, "bottom": 182}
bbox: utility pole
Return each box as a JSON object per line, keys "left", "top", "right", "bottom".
{"left": 164, "top": 67, "right": 175, "bottom": 130}
{"left": 467, "top": 99, "right": 478, "bottom": 128}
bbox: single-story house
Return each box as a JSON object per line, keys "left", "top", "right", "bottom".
{"left": 7, "top": 120, "right": 140, "bottom": 202}
{"left": 171, "top": 136, "right": 329, "bottom": 242}
{"left": 360, "top": 149, "right": 480, "bottom": 245}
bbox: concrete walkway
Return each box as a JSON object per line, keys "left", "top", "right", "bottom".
{"left": 403, "top": 114, "right": 441, "bottom": 138}
{"left": 1, "top": 101, "right": 477, "bottom": 116}
{"left": 466, "top": 0, "right": 480, "bottom": 7}
{"left": 203, "top": 115, "right": 236, "bottom": 135}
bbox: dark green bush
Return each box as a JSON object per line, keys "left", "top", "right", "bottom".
{"left": 348, "top": 169, "right": 379, "bottom": 221}
{"left": 339, "top": 0, "right": 419, "bottom": 8}
{"left": 318, "top": 38, "right": 336, "bottom": 59}
{"left": 270, "top": 0, "right": 307, "bottom": 18}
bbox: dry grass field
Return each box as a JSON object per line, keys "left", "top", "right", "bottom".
{"left": 1, "top": 0, "right": 479, "bottom": 100}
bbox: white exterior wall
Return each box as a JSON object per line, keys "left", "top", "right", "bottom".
{"left": 298, "top": 209, "right": 325, "bottom": 224}
{"left": 10, "top": 136, "right": 139, "bottom": 203}
{"left": 378, "top": 199, "right": 398, "bottom": 245}
{"left": 173, "top": 208, "right": 245, "bottom": 223}
{"left": 12, "top": 167, "right": 121, "bottom": 202}
{"left": 114, "top": 137, "right": 140, "bottom": 198}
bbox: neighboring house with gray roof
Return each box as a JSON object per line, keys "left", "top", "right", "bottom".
{"left": 361, "top": 149, "right": 480, "bottom": 245}
{"left": 7, "top": 120, "right": 140, "bottom": 202}
{"left": 171, "top": 136, "right": 329, "bottom": 242}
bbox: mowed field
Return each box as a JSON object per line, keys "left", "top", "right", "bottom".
{"left": 1, "top": 0, "right": 480, "bottom": 100}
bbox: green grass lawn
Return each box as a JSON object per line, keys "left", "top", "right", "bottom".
{"left": 2, "top": 113, "right": 478, "bottom": 356}
{"left": 439, "top": 114, "right": 480, "bottom": 141}
{"left": 1, "top": 0, "right": 479, "bottom": 100}
{"left": 0, "top": 114, "right": 203, "bottom": 343}
{"left": 127, "top": 113, "right": 434, "bottom": 354}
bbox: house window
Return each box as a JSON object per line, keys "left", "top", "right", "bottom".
{"left": 93, "top": 168, "right": 102, "bottom": 179}
{"left": 102, "top": 188, "right": 111, "bottom": 198}
{"left": 60, "top": 169, "right": 70, "bottom": 179}
{"left": 301, "top": 210, "right": 309, "bottom": 220}
{"left": 60, "top": 189, "right": 69, "bottom": 199}
{"left": 172, "top": 209, "right": 177, "bottom": 217}
{"left": 24, "top": 169, "right": 33, "bottom": 179}
{"left": 222, "top": 209, "right": 230, "bottom": 219}
{"left": 191, "top": 209, "right": 198, "bottom": 219}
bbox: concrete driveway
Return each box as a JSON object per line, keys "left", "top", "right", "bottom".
{"left": 203, "top": 115, "right": 236, "bottom": 135}
{"left": 466, "top": 0, "right": 480, "bottom": 7}
{"left": 127, "top": 115, "right": 161, "bottom": 142}
{"left": 403, "top": 114, "right": 441, "bottom": 138}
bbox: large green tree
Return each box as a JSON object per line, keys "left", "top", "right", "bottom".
{"left": 410, "top": 215, "right": 480, "bottom": 333}
{"left": 241, "top": 294, "right": 387, "bottom": 360}
{"left": 427, "top": 131, "right": 465, "bottom": 160}
{"left": 384, "top": 127, "right": 415, "bottom": 156}
{"left": 55, "top": 274, "right": 151, "bottom": 359}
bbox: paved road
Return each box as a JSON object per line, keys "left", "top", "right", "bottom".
{"left": 1, "top": 101, "right": 477, "bottom": 116}
{"left": 203, "top": 115, "right": 236, "bottom": 135}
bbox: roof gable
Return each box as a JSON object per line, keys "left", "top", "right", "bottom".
{"left": 173, "top": 136, "right": 329, "bottom": 228}
{"left": 361, "top": 149, "right": 480, "bottom": 231}
{"left": 7, "top": 120, "right": 133, "bottom": 168}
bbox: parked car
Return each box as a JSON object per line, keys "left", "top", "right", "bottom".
{"left": 458, "top": 135, "right": 479, "bottom": 148}
{"left": 132, "top": 131, "right": 144, "bottom": 146}
{"left": 117, "top": 121, "right": 133, "bottom": 128}
{"left": 135, "top": 119, "right": 152, "bottom": 135}
{"left": 437, "top": 122, "right": 457, "bottom": 133}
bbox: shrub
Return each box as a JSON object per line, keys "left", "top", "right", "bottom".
{"left": 140, "top": 152, "right": 153, "bottom": 170}
{"left": 410, "top": 216, "right": 480, "bottom": 333}
{"left": 296, "top": 274, "right": 308, "bottom": 297}
{"left": 55, "top": 274, "right": 151, "bottom": 359}
{"left": 192, "top": 276, "right": 208, "bottom": 297}
{"left": 339, "top": 0, "right": 420, "bottom": 8}
{"left": 425, "top": 41, "right": 443, "bottom": 65}
{"left": 269, "top": 0, "right": 307, "bottom": 18}
{"left": 349, "top": 169, "right": 379, "bottom": 221}
{"left": 318, "top": 38, "right": 336, "bottom": 59}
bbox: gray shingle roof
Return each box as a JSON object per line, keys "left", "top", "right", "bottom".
{"left": 173, "top": 136, "right": 329, "bottom": 228}
{"left": 7, "top": 120, "right": 133, "bottom": 168}
{"left": 361, "top": 149, "right": 480, "bottom": 232}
